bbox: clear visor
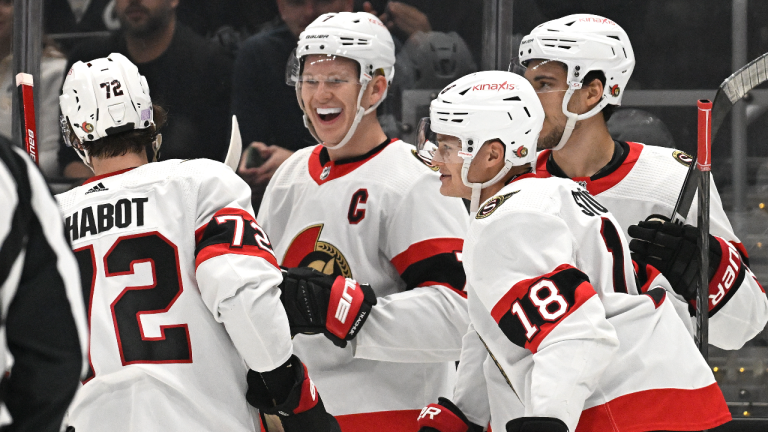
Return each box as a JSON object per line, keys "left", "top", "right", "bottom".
{"left": 508, "top": 57, "right": 570, "bottom": 94}
{"left": 416, "top": 117, "right": 471, "bottom": 164}
{"left": 286, "top": 51, "right": 362, "bottom": 88}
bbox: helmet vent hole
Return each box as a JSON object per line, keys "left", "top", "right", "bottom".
{"left": 611, "top": 47, "right": 615, "bottom": 55}
{"left": 458, "top": 88, "right": 470, "bottom": 95}
{"left": 75, "top": 97, "right": 79, "bottom": 103}
{"left": 451, "top": 119, "right": 463, "bottom": 123}
{"left": 623, "top": 48, "right": 628, "bottom": 58}
{"left": 565, "top": 21, "right": 575, "bottom": 26}
{"left": 608, "top": 35, "right": 620, "bottom": 41}
{"left": 507, "top": 112, "right": 513, "bottom": 121}
{"left": 504, "top": 96, "right": 521, "bottom": 101}
{"left": 525, "top": 129, "right": 531, "bottom": 134}
{"left": 523, "top": 107, "right": 531, "bottom": 117}
{"left": 86, "top": 62, "right": 92, "bottom": 67}
{"left": 558, "top": 46, "right": 571, "bottom": 50}
{"left": 353, "top": 19, "right": 360, "bottom": 23}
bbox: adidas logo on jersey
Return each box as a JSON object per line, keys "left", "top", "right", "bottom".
{"left": 85, "top": 182, "right": 109, "bottom": 195}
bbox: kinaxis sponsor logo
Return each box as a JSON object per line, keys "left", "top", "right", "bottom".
{"left": 472, "top": 81, "right": 516, "bottom": 91}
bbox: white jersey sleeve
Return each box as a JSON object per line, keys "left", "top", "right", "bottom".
{"left": 452, "top": 323, "right": 491, "bottom": 427}
{"left": 686, "top": 178, "right": 768, "bottom": 349}
{"left": 192, "top": 162, "right": 292, "bottom": 372}
{"left": 352, "top": 170, "right": 470, "bottom": 363}
{"left": 467, "top": 208, "right": 619, "bottom": 427}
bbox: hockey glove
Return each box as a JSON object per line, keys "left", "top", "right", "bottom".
{"left": 506, "top": 417, "right": 568, "bottom": 432}
{"left": 246, "top": 355, "right": 340, "bottom": 432}
{"left": 280, "top": 267, "right": 377, "bottom": 348}
{"left": 628, "top": 215, "right": 722, "bottom": 302}
{"left": 417, "top": 397, "right": 484, "bottom": 432}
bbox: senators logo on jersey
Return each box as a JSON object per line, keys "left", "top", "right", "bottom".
{"left": 672, "top": 150, "right": 693, "bottom": 167}
{"left": 282, "top": 224, "right": 352, "bottom": 278}
{"left": 476, "top": 191, "right": 520, "bottom": 219}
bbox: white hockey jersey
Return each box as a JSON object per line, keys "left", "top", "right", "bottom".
{"left": 461, "top": 173, "right": 730, "bottom": 432}
{"left": 57, "top": 159, "right": 292, "bottom": 432}
{"left": 537, "top": 141, "right": 768, "bottom": 349}
{"left": 258, "top": 139, "right": 470, "bottom": 431}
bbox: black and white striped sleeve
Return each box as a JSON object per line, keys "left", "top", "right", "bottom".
{"left": 0, "top": 141, "right": 88, "bottom": 432}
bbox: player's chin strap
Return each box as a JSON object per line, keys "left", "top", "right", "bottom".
{"left": 302, "top": 72, "right": 391, "bottom": 151}
{"left": 73, "top": 145, "right": 94, "bottom": 172}
{"left": 552, "top": 86, "right": 610, "bottom": 151}
{"left": 151, "top": 133, "right": 163, "bottom": 162}
{"left": 462, "top": 157, "right": 515, "bottom": 213}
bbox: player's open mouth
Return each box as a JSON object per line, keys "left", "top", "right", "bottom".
{"left": 316, "top": 107, "right": 342, "bottom": 123}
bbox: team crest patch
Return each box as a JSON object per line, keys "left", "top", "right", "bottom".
{"left": 81, "top": 122, "right": 94, "bottom": 133}
{"left": 411, "top": 149, "right": 439, "bottom": 171}
{"left": 513, "top": 145, "right": 528, "bottom": 158}
{"left": 282, "top": 224, "right": 352, "bottom": 278}
{"left": 672, "top": 150, "right": 693, "bottom": 167}
{"left": 320, "top": 166, "right": 331, "bottom": 180}
{"left": 610, "top": 84, "right": 621, "bottom": 97}
{"left": 476, "top": 191, "right": 520, "bottom": 219}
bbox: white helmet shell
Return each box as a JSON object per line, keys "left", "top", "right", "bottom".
{"left": 60, "top": 53, "right": 153, "bottom": 145}
{"left": 429, "top": 71, "right": 544, "bottom": 211}
{"left": 296, "top": 12, "right": 396, "bottom": 86}
{"left": 519, "top": 14, "right": 635, "bottom": 107}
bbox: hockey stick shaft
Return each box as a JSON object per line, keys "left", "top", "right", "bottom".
{"left": 16, "top": 73, "right": 37, "bottom": 165}
{"left": 696, "top": 100, "right": 712, "bottom": 359}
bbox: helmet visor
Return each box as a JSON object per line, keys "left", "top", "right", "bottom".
{"left": 508, "top": 57, "right": 570, "bottom": 94}
{"left": 416, "top": 117, "right": 470, "bottom": 164}
{"left": 287, "top": 52, "right": 363, "bottom": 87}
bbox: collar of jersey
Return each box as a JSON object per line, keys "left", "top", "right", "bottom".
{"left": 536, "top": 141, "right": 642, "bottom": 195}
{"left": 309, "top": 137, "right": 395, "bottom": 185}
{"left": 83, "top": 167, "right": 137, "bottom": 185}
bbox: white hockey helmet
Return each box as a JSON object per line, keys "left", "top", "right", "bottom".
{"left": 59, "top": 53, "right": 155, "bottom": 168}
{"left": 516, "top": 14, "right": 635, "bottom": 150}
{"left": 417, "top": 71, "right": 544, "bottom": 211}
{"left": 287, "top": 12, "right": 396, "bottom": 150}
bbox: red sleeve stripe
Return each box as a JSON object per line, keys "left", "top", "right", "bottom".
{"left": 416, "top": 281, "right": 468, "bottom": 298}
{"left": 195, "top": 207, "right": 279, "bottom": 270}
{"left": 390, "top": 238, "right": 464, "bottom": 275}
{"left": 491, "top": 264, "right": 597, "bottom": 354}
{"left": 195, "top": 243, "right": 279, "bottom": 270}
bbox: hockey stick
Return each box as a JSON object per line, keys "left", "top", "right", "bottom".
{"left": 671, "top": 51, "right": 768, "bottom": 223}
{"left": 696, "top": 100, "right": 712, "bottom": 358}
{"left": 224, "top": 115, "right": 242, "bottom": 171}
{"left": 16, "top": 73, "right": 38, "bottom": 165}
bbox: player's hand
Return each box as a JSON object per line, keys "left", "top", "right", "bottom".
{"left": 417, "top": 397, "right": 484, "bottom": 432}
{"left": 505, "top": 417, "right": 568, "bottom": 432}
{"left": 279, "top": 267, "right": 377, "bottom": 348}
{"left": 628, "top": 216, "right": 720, "bottom": 301}
{"left": 238, "top": 141, "right": 269, "bottom": 186}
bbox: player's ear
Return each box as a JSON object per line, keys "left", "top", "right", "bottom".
{"left": 585, "top": 77, "right": 604, "bottom": 108}
{"left": 364, "top": 74, "right": 388, "bottom": 109}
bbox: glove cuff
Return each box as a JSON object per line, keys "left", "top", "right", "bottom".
{"left": 704, "top": 236, "right": 745, "bottom": 315}
{"left": 506, "top": 416, "right": 568, "bottom": 432}
{"left": 326, "top": 277, "right": 376, "bottom": 342}
{"left": 417, "top": 397, "right": 478, "bottom": 432}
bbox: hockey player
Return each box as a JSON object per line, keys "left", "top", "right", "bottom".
{"left": 414, "top": 70, "right": 731, "bottom": 432}
{"left": 515, "top": 14, "right": 768, "bottom": 350}
{"left": 258, "top": 12, "right": 470, "bottom": 431}
{"left": 57, "top": 53, "right": 338, "bottom": 432}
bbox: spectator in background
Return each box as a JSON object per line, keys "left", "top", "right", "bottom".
{"left": 0, "top": 0, "right": 67, "bottom": 178}
{"left": 232, "top": 0, "right": 353, "bottom": 211}
{"left": 59, "top": 0, "right": 232, "bottom": 179}
{"left": 359, "top": 0, "right": 482, "bottom": 65}
{"left": 44, "top": 0, "right": 120, "bottom": 53}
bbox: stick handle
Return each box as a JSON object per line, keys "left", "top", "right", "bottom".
{"left": 696, "top": 99, "right": 712, "bottom": 360}
{"left": 697, "top": 100, "right": 713, "bottom": 172}
{"left": 16, "top": 73, "right": 38, "bottom": 165}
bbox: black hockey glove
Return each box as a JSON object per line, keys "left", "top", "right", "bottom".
{"left": 628, "top": 215, "right": 721, "bottom": 302}
{"left": 246, "top": 355, "right": 340, "bottom": 432}
{"left": 279, "top": 267, "right": 377, "bottom": 348}
{"left": 416, "top": 397, "right": 484, "bottom": 432}
{"left": 506, "top": 417, "right": 568, "bottom": 432}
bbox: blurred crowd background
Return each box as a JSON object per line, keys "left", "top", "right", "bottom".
{"left": 11, "top": 0, "right": 768, "bottom": 420}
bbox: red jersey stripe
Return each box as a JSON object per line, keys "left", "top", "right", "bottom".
{"left": 390, "top": 238, "right": 464, "bottom": 275}
{"left": 259, "top": 409, "right": 421, "bottom": 432}
{"left": 576, "top": 382, "right": 731, "bottom": 432}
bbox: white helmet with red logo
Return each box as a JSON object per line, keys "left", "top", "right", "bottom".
{"left": 59, "top": 53, "right": 155, "bottom": 168}
{"left": 517, "top": 14, "right": 635, "bottom": 150}
{"left": 418, "top": 71, "right": 544, "bottom": 211}
{"left": 287, "top": 12, "right": 396, "bottom": 150}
